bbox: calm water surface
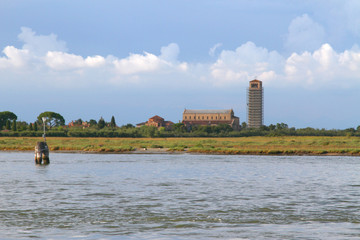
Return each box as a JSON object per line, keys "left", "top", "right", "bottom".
{"left": 1, "top": 152, "right": 360, "bottom": 239}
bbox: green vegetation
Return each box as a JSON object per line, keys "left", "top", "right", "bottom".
{"left": 98, "top": 117, "right": 106, "bottom": 129}
{"left": 1, "top": 136, "right": 360, "bottom": 155}
{"left": 1, "top": 121, "right": 360, "bottom": 138}
{"left": 1, "top": 111, "right": 360, "bottom": 139}
{"left": 37, "top": 111, "right": 65, "bottom": 128}
{"left": 0, "top": 111, "right": 17, "bottom": 130}
{"left": 110, "top": 116, "right": 116, "bottom": 128}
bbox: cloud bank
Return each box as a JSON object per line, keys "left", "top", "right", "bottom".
{"left": 1, "top": 24, "right": 360, "bottom": 90}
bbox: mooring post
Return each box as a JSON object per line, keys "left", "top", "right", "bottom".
{"left": 34, "top": 117, "right": 50, "bottom": 164}
{"left": 35, "top": 141, "right": 50, "bottom": 164}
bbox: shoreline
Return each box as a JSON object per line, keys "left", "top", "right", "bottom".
{"left": 1, "top": 136, "right": 360, "bottom": 156}
{"left": 1, "top": 147, "right": 360, "bottom": 157}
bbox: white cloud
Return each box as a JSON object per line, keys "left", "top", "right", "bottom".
{"left": 285, "top": 14, "right": 325, "bottom": 54}
{"left": 0, "top": 46, "right": 30, "bottom": 68}
{"left": 209, "top": 43, "right": 222, "bottom": 57}
{"left": 2, "top": 27, "right": 360, "bottom": 91}
{"left": 18, "top": 27, "right": 67, "bottom": 56}
{"left": 113, "top": 52, "right": 164, "bottom": 75}
{"left": 113, "top": 43, "right": 187, "bottom": 76}
{"left": 45, "top": 51, "right": 105, "bottom": 70}
{"left": 209, "top": 41, "right": 283, "bottom": 85}
{"left": 206, "top": 41, "right": 360, "bottom": 89}
{"left": 284, "top": 43, "right": 360, "bottom": 87}
{"left": 159, "top": 43, "right": 180, "bottom": 62}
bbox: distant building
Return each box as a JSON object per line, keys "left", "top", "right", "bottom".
{"left": 68, "top": 120, "right": 90, "bottom": 129}
{"left": 247, "top": 79, "right": 263, "bottom": 128}
{"left": 136, "top": 115, "right": 174, "bottom": 130}
{"left": 182, "top": 109, "right": 240, "bottom": 130}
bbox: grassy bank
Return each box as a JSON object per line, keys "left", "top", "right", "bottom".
{"left": 1, "top": 136, "right": 360, "bottom": 155}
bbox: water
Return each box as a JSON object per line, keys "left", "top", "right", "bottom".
{"left": 1, "top": 152, "right": 360, "bottom": 239}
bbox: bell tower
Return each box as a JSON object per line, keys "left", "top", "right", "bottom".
{"left": 247, "top": 79, "right": 263, "bottom": 128}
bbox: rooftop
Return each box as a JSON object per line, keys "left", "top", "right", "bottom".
{"left": 183, "top": 109, "right": 233, "bottom": 114}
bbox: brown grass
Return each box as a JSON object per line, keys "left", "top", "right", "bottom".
{"left": 0, "top": 136, "right": 360, "bottom": 155}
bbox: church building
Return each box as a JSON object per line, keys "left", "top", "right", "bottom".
{"left": 182, "top": 109, "right": 240, "bottom": 130}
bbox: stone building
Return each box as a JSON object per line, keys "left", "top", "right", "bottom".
{"left": 182, "top": 109, "right": 240, "bottom": 130}
{"left": 136, "top": 115, "right": 174, "bottom": 130}
{"left": 247, "top": 79, "right": 263, "bottom": 128}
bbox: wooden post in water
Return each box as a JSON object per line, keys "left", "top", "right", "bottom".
{"left": 35, "top": 117, "right": 50, "bottom": 164}
{"left": 35, "top": 141, "right": 49, "bottom": 164}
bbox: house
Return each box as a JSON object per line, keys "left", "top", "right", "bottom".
{"left": 68, "top": 121, "right": 91, "bottom": 129}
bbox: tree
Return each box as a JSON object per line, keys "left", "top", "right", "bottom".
{"left": 28, "top": 123, "right": 33, "bottom": 131}
{"left": 122, "top": 123, "right": 134, "bottom": 129}
{"left": 172, "top": 123, "right": 187, "bottom": 133}
{"left": 98, "top": 117, "right": 105, "bottom": 129}
{"left": 0, "top": 111, "right": 17, "bottom": 130}
{"left": 11, "top": 119, "right": 17, "bottom": 131}
{"left": 140, "top": 125, "right": 157, "bottom": 137}
{"left": 89, "top": 119, "right": 97, "bottom": 127}
{"left": 17, "top": 121, "right": 28, "bottom": 131}
{"left": 276, "top": 123, "right": 288, "bottom": 130}
{"left": 74, "top": 119, "right": 83, "bottom": 125}
{"left": 5, "top": 120, "right": 11, "bottom": 130}
{"left": 37, "top": 111, "right": 65, "bottom": 129}
{"left": 110, "top": 116, "right": 116, "bottom": 128}
{"left": 34, "top": 122, "right": 38, "bottom": 131}
{"left": 268, "top": 124, "right": 276, "bottom": 131}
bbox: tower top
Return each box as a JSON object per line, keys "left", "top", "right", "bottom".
{"left": 249, "top": 79, "right": 262, "bottom": 89}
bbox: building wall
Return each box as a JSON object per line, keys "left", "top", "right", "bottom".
{"left": 183, "top": 112, "right": 232, "bottom": 122}
{"left": 182, "top": 109, "right": 240, "bottom": 130}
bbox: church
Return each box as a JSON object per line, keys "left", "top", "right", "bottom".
{"left": 182, "top": 109, "right": 240, "bottom": 130}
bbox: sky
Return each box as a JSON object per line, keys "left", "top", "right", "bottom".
{"left": 1, "top": 0, "right": 360, "bottom": 129}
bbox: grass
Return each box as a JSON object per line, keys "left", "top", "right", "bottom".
{"left": 1, "top": 136, "right": 360, "bottom": 155}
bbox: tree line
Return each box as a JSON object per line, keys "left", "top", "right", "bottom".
{"left": 0, "top": 111, "right": 359, "bottom": 138}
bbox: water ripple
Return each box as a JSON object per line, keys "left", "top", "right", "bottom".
{"left": 1, "top": 153, "right": 360, "bottom": 239}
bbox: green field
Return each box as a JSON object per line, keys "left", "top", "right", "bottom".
{"left": 1, "top": 136, "right": 360, "bottom": 155}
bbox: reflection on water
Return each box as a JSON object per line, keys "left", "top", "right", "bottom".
{"left": 0, "top": 152, "right": 360, "bottom": 239}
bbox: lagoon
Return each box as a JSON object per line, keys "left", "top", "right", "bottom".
{"left": 1, "top": 152, "right": 360, "bottom": 239}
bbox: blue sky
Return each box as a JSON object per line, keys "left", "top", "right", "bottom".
{"left": 1, "top": 0, "right": 360, "bottom": 129}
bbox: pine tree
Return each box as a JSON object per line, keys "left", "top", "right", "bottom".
{"left": 98, "top": 117, "right": 105, "bottom": 129}
{"left": 34, "top": 122, "right": 38, "bottom": 131}
{"left": 11, "top": 119, "right": 17, "bottom": 131}
{"left": 110, "top": 116, "right": 116, "bottom": 128}
{"left": 5, "top": 120, "right": 10, "bottom": 130}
